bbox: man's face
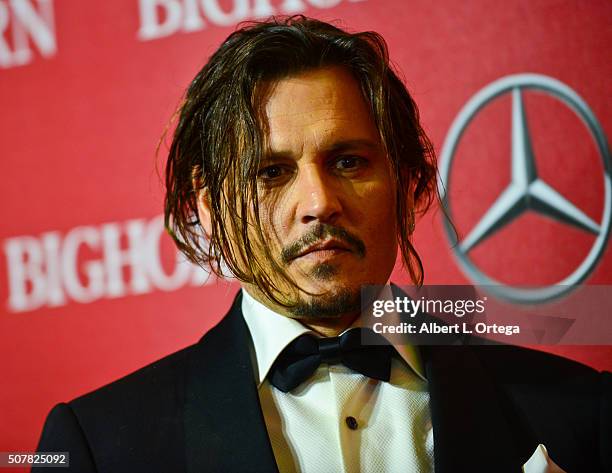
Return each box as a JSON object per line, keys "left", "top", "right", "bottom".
{"left": 249, "top": 66, "right": 398, "bottom": 318}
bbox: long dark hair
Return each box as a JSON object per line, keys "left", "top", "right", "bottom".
{"left": 164, "top": 16, "right": 438, "bottom": 306}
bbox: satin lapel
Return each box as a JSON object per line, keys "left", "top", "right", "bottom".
{"left": 423, "top": 344, "right": 535, "bottom": 473}
{"left": 184, "top": 292, "right": 279, "bottom": 473}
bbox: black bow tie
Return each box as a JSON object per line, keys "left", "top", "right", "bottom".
{"left": 268, "top": 328, "right": 395, "bottom": 393}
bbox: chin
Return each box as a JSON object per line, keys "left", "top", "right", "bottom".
{"left": 289, "top": 283, "right": 361, "bottom": 319}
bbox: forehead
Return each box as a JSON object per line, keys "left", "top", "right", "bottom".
{"left": 263, "top": 67, "right": 380, "bottom": 152}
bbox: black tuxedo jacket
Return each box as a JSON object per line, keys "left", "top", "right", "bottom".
{"left": 35, "top": 291, "right": 610, "bottom": 472}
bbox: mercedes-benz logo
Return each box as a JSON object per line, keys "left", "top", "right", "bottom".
{"left": 439, "top": 73, "right": 611, "bottom": 304}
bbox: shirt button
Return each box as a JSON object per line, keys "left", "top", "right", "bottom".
{"left": 345, "top": 416, "right": 358, "bottom": 430}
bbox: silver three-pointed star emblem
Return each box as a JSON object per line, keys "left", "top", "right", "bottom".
{"left": 439, "top": 74, "right": 611, "bottom": 304}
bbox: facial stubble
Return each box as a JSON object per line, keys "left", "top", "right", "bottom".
{"left": 281, "top": 223, "right": 366, "bottom": 319}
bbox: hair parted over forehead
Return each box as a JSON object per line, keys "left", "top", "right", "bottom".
{"left": 164, "top": 15, "right": 438, "bottom": 305}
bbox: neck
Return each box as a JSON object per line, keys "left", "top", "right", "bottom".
{"left": 300, "top": 313, "right": 360, "bottom": 337}
{"left": 243, "top": 285, "right": 361, "bottom": 337}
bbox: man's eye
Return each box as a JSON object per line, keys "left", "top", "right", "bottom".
{"left": 334, "top": 156, "right": 365, "bottom": 171}
{"left": 258, "top": 164, "right": 288, "bottom": 181}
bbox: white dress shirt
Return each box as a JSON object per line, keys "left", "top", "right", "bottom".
{"left": 241, "top": 290, "right": 434, "bottom": 473}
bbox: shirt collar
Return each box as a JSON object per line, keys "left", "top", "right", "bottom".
{"left": 241, "top": 288, "right": 426, "bottom": 387}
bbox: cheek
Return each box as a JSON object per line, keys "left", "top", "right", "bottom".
{"left": 352, "top": 199, "right": 396, "bottom": 282}
{"left": 358, "top": 177, "right": 396, "bottom": 217}
{"left": 369, "top": 210, "right": 397, "bottom": 249}
{"left": 255, "top": 194, "right": 292, "bottom": 245}
{"left": 360, "top": 183, "right": 397, "bottom": 250}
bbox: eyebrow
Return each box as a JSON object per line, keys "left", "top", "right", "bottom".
{"left": 265, "top": 139, "right": 382, "bottom": 161}
{"left": 325, "top": 139, "right": 381, "bottom": 154}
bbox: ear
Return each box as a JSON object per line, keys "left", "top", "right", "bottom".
{"left": 195, "top": 188, "right": 213, "bottom": 237}
{"left": 192, "top": 168, "right": 213, "bottom": 236}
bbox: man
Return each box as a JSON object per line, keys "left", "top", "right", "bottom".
{"left": 35, "top": 17, "right": 609, "bottom": 473}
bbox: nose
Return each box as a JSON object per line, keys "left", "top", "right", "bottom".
{"left": 294, "top": 164, "right": 342, "bottom": 224}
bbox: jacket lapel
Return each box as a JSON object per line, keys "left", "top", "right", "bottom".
{"left": 423, "top": 344, "right": 537, "bottom": 473}
{"left": 184, "top": 291, "right": 279, "bottom": 473}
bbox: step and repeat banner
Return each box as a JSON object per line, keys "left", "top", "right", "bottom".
{"left": 1, "top": 0, "right": 610, "bottom": 458}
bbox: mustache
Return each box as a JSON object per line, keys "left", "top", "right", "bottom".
{"left": 280, "top": 223, "right": 366, "bottom": 263}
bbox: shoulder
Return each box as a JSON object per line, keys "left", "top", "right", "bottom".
{"left": 36, "top": 293, "right": 247, "bottom": 471}
{"left": 47, "top": 310, "right": 238, "bottom": 469}
{"left": 58, "top": 343, "right": 198, "bottom": 467}
{"left": 469, "top": 344, "right": 607, "bottom": 405}
{"left": 70, "top": 343, "right": 197, "bottom": 417}
{"left": 68, "top": 292, "right": 244, "bottom": 415}
{"left": 470, "top": 344, "right": 601, "bottom": 380}
{"left": 36, "top": 344, "right": 201, "bottom": 472}
{"left": 469, "top": 344, "right": 605, "bottom": 407}
{"left": 475, "top": 345, "right": 608, "bottom": 450}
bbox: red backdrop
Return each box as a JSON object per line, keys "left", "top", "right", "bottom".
{"left": 1, "top": 0, "right": 611, "bottom": 463}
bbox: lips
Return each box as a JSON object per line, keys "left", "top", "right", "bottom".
{"left": 294, "top": 239, "right": 351, "bottom": 259}
{"left": 280, "top": 224, "right": 366, "bottom": 264}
